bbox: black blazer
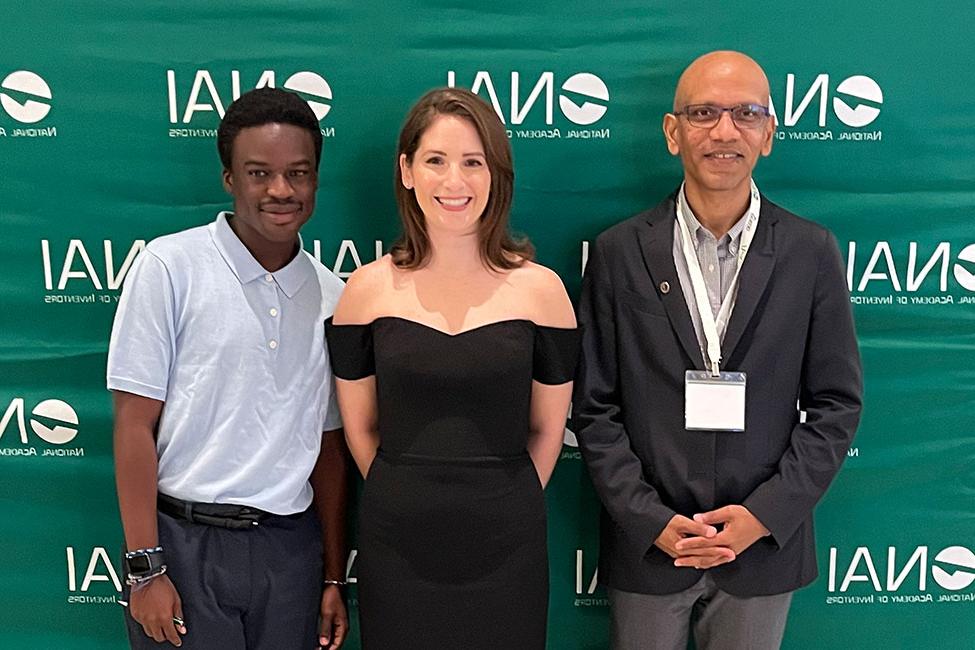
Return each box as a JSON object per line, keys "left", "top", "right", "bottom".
{"left": 572, "top": 192, "right": 863, "bottom": 597}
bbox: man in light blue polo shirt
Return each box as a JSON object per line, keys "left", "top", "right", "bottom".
{"left": 108, "top": 88, "right": 349, "bottom": 649}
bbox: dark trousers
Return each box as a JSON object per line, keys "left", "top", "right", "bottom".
{"left": 123, "top": 508, "right": 323, "bottom": 649}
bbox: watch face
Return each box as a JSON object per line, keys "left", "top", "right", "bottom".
{"left": 126, "top": 554, "right": 152, "bottom": 574}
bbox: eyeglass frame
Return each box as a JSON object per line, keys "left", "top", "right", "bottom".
{"left": 671, "top": 103, "right": 772, "bottom": 129}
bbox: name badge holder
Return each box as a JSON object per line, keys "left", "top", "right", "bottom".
{"left": 676, "top": 183, "right": 760, "bottom": 432}
{"left": 685, "top": 370, "right": 746, "bottom": 431}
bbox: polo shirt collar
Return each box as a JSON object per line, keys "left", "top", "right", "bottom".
{"left": 211, "top": 211, "right": 313, "bottom": 298}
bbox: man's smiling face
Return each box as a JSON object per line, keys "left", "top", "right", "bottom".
{"left": 222, "top": 122, "right": 318, "bottom": 250}
{"left": 663, "top": 52, "right": 775, "bottom": 201}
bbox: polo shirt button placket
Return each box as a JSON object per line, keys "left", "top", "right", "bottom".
{"left": 263, "top": 274, "right": 281, "bottom": 353}
{"left": 268, "top": 303, "right": 280, "bottom": 350}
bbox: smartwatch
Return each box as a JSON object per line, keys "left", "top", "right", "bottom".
{"left": 124, "top": 547, "right": 166, "bottom": 579}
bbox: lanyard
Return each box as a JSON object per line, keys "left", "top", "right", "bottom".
{"left": 675, "top": 181, "right": 761, "bottom": 376}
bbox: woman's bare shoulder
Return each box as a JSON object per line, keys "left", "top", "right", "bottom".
{"left": 333, "top": 255, "right": 398, "bottom": 324}
{"left": 509, "top": 261, "right": 576, "bottom": 328}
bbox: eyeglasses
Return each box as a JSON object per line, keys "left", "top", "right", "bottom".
{"left": 673, "top": 103, "right": 771, "bottom": 129}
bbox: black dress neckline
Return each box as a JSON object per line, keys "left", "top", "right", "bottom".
{"left": 330, "top": 315, "right": 577, "bottom": 338}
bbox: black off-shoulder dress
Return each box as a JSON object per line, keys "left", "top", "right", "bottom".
{"left": 325, "top": 316, "right": 579, "bottom": 650}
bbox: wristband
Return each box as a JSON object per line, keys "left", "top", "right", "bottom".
{"left": 324, "top": 579, "right": 348, "bottom": 599}
{"left": 126, "top": 564, "right": 168, "bottom": 588}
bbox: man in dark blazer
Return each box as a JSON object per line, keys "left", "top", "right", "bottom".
{"left": 573, "top": 51, "right": 863, "bottom": 649}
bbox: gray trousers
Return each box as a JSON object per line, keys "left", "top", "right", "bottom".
{"left": 123, "top": 508, "right": 323, "bottom": 649}
{"left": 609, "top": 574, "right": 793, "bottom": 650}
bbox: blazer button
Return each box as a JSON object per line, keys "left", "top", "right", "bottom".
{"left": 659, "top": 281, "right": 671, "bottom": 294}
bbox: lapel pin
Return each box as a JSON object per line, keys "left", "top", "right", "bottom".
{"left": 659, "top": 281, "right": 670, "bottom": 294}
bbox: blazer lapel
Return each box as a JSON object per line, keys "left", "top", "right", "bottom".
{"left": 636, "top": 198, "right": 704, "bottom": 369}
{"left": 721, "top": 199, "right": 778, "bottom": 364}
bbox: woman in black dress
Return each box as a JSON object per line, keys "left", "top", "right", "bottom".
{"left": 326, "top": 87, "right": 578, "bottom": 650}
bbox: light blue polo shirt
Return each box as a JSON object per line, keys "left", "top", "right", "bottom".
{"left": 107, "top": 212, "right": 345, "bottom": 514}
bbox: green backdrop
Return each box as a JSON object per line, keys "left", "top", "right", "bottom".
{"left": 2, "top": 2, "right": 974, "bottom": 648}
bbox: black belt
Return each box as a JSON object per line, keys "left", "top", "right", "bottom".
{"left": 158, "top": 493, "right": 298, "bottom": 530}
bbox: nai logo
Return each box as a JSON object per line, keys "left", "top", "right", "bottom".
{"left": 831, "top": 76, "right": 883, "bottom": 128}
{"left": 0, "top": 398, "right": 79, "bottom": 445}
{"left": 167, "top": 69, "right": 333, "bottom": 124}
{"left": 771, "top": 73, "right": 882, "bottom": 128}
{"left": 66, "top": 546, "right": 122, "bottom": 604}
{"left": 847, "top": 241, "right": 975, "bottom": 303}
{"left": 0, "top": 70, "right": 52, "bottom": 123}
{"left": 42, "top": 239, "right": 145, "bottom": 293}
{"left": 447, "top": 70, "right": 610, "bottom": 133}
{"left": 770, "top": 72, "right": 883, "bottom": 143}
{"left": 574, "top": 549, "right": 606, "bottom": 606}
{"left": 829, "top": 545, "right": 975, "bottom": 594}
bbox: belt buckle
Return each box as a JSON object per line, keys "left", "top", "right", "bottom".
{"left": 236, "top": 508, "right": 263, "bottom": 527}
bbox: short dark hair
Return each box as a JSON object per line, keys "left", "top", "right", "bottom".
{"left": 391, "top": 87, "right": 533, "bottom": 270}
{"left": 217, "top": 87, "right": 323, "bottom": 170}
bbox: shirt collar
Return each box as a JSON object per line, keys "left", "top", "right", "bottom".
{"left": 677, "top": 181, "right": 758, "bottom": 249}
{"left": 210, "top": 211, "right": 314, "bottom": 298}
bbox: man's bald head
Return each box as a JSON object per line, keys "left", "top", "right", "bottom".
{"left": 662, "top": 50, "right": 775, "bottom": 215}
{"left": 673, "top": 51, "right": 770, "bottom": 112}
